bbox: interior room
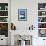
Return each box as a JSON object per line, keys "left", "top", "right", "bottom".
{"left": 0, "top": 0, "right": 46, "bottom": 46}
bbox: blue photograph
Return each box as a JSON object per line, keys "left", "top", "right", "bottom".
{"left": 18, "top": 9, "right": 27, "bottom": 21}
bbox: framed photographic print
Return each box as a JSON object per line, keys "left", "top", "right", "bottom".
{"left": 18, "top": 9, "right": 27, "bottom": 21}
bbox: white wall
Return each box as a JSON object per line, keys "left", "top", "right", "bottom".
{"left": 11, "top": 0, "right": 46, "bottom": 30}
{"left": 11, "top": 0, "right": 38, "bottom": 30}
